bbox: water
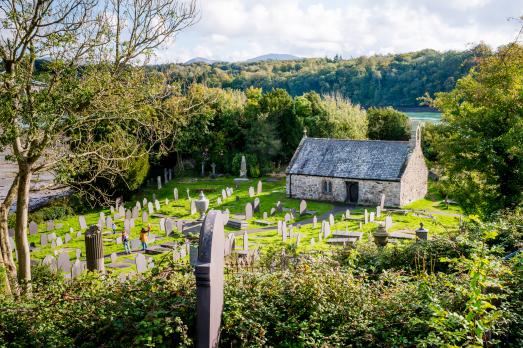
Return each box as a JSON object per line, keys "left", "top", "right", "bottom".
{"left": 405, "top": 111, "right": 441, "bottom": 123}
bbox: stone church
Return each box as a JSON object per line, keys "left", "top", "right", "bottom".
{"left": 285, "top": 126, "right": 428, "bottom": 207}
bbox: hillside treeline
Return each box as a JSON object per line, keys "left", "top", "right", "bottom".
{"left": 156, "top": 44, "right": 492, "bottom": 107}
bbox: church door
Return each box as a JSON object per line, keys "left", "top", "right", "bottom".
{"left": 345, "top": 182, "right": 359, "bottom": 204}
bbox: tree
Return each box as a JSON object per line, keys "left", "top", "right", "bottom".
{"left": 367, "top": 107, "right": 411, "bottom": 141}
{"left": 431, "top": 43, "right": 523, "bottom": 216}
{"left": 0, "top": 0, "right": 197, "bottom": 290}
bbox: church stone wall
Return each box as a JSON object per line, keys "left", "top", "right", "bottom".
{"left": 400, "top": 146, "right": 428, "bottom": 206}
{"left": 286, "top": 174, "right": 402, "bottom": 207}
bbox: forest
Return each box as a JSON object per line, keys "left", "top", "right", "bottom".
{"left": 157, "top": 45, "right": 492, "bottom": 107}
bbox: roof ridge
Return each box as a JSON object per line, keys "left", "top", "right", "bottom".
{"left": 304, "top": 137, "right": 410, "bottom": 144}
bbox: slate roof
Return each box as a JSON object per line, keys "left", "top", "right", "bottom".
{"left": 286, "top": 137, "right": 413, "bottom": 181}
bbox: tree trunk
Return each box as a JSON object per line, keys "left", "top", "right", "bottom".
{"left": 0, "top": 204, "right": 15, "bottom": 295}
{"left": 14, "top": 164, "right": 32, "bottom": 289}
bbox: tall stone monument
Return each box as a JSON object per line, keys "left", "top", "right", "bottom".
{"left": 240, "top": 155, "right": 247, "bottom": 178}
{"left": 195, "top": 211, "right": 225, "bottom": 348}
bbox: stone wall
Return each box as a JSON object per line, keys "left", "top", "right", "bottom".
{"left": 400, "top": 145, "right": 428, "bottom": 206}
{"left": 286, "top": 174, "right": 402, "bottom": 207}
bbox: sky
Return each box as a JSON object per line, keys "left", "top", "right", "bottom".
{"left": 153, "top": 0, "right": 523, "bottom": 64}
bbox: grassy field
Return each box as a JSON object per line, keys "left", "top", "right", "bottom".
{"left": 26, "top": 176, "right": 463, "bottom": 275}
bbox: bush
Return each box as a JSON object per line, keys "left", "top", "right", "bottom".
{"left": 231, "top": 153, "right": 258, "bottom": 177}
{"left": 367, "top": 107, "right": 411, "bottom": 141}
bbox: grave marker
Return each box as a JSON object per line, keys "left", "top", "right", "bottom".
{"left": 243, "top": 232, "right": 249, "bottom": 251}
{"left": 136, "top": 253, "right": 147, "bottom": 273}
{"left": 329, "top": 214, "right": 335, "bottom": 226}
{"left": 248, "top": 186, "right": 254, "bottom": 198}
{"left": 142, "top": 211, "right": 148, "bottom": 223}
{"left": 165, "top": 219, "right": 174, "bottom": 236}
{"left": 370, "top": 212, "right": 375, "bottom": 222}
{"left": 376, "top": 206, "right": 381, "bottom": 218}
{"left": 64, "top": 233, "right": 71, "bottom": 243}
{"left": 29, "top": 221, "right": 38, "bottom": 235}
{"left": 299, "top": 200, "right": 307, "bottom": 215}
{"left": 154, "top": 200, "right": 161, "bottom": 211}
{"left": 245, "top": 203, "right": 253, "bottom": 220}
{"left": 253, "top": 198, "right": 260, "bottom": 213}
{"left": 385, "top": 216, "right": 393, "bottom": 231}
{"left": 41, "top": 234, "right": 48, "bottom": 246}
{"left": 157, "top": 176, "right": 162, "bottom": 190}
{"left": 46, "top": 220, "right": 54, "bottom": 231}
{"left": 364, "top": 210, "right": 369, "bottom": 224}
{"left": 257, "top": 180, "right": 262, "bottom": 195}
{"left": 159, "top": 218, "right": 166, "bottom": 231}
{"left": 380, "top": 194, "right": 386, "bottom": 210}
{"left": 174, "top": 188, "right": 179, "bottom": 200}
{"left": 79, "top": 216, "right": 87, "bottom": 230}
{"left": 270, "top": 207, "right": 276, "bottom": 216}
{"left": 190, "top": 200, "right": 197, "bottom": 215}
{"left": 148, "top": 202, "right": 154, "bottom": 214}
{"left": 313, "top": 216, "right": 317, "bottom": 229}
{"left": 57, "top": 253, "right": 71, "bottom": 273}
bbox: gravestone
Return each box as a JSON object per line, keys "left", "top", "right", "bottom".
{"left": 385, "top": 216, "right": 393, "bottom": 231}
{"left": 105, "top": 215, "right": 113, "bottom": 229}
{"left": 76, "top": 231, "right": 82, "bottom": 238}
{"left": 148, "top": 202, "right": 154, "bottom": 214}
{"left": 257, "top": 180, "right": 262, "bottom": 195}
{"left": 57, "top": 252, "right": 71, "bottom": 273}
{"left": 154, "top": 200, "right": 161, "bottom": 211}
{"left": 118, "top": 206, "right": 125, "bottom": 218}
{"left": 136, "top": 201, "right": 141, "bottom": 210}
{"left": 132, "top": 206, "right": 139, "bottom": 219}
{"left": 142, "top": 211, "right": 148, "bottom": 223}
{"left": 217, "top": 197, "right": 222, "bottom": 205}
{"left": 79, "top": 216, "right": 87, "bottom": 230}
{"left": 75, "top": 248, "right": 81, "bottom": 260}
{"left": 253, "top": 198, "right": 260, "bottom": 213}
{"left": 380, "top": 194, "right": 386, "bottom": 210}
{"left": 46, "top": 220, "right": 54, "bottom": 231}
{"left": 40, "top": 234, "right": 48, "bottom": 246}
{"left": 111, "top": 252, "right": 117, "bottom": 264}
{"left": 97, "top": 217, "right": 104, "bottom": 229}
{"left": 243, "top": 232, "right": 249, "bottom": 251}
{"left": 159, "top": 218, "right": 166, "bottom": 232}
{"left": 99, "top": 212, "right": 105, "bottom": 221}
{"left": 64, "top": 233, "right": 71, "bottom": 243}
{"left": 221, "top": 189, "right": 227, "bottom": 201}
{"left": 165, "top": 219, "right": 174, "bottom": 236}
{"left": 313, "top": 216, "right": 317, "bottom": 228}
{"left": 299, "top": 200, "right": 307, "bottom": 215}
{"left": 310, "top": 238, "right": 315, "bottom": 246}
{"left": 224, "top": 233, "right": 235, "bottom": 256}
{"left": 296, "top": 234, "right": 301, "bottom": 246}
{"left": 364, "top": 210, "right": 369, "bottom": 224}
{"left": 222, "top": 211, "right": 230, "bottom": 226}
{"left": 248, "top": 186, "right": 254, "bottom": 198}
{"left": 29, "top": 221, "right": 38, "bottom": 235}
{"left": 130, "top": 239, "right": 141, "bottom": 251}
{"left": 376, "top": 206, "right": 381, "bottom": 218}
{"left": 124, "top": 219, "right": 130, "bottom": 233}
{"left": 165, "top": 198, "right": 169, "bottom": 206}
{"left": 110, "top": 206, "right": 115, "bottom": 214}
{"left": 174, "top": 188, "right": 179, "bottom": 200}
{"left": 71, "top": 260, "right": 83, "bottom": 278}
{"left": 270, "top": 207, "right": 276, "bottom": 216}
{"left": 7, "top": 237, "right": 15, "bottom": 251}
{"left": 190, "top": 200, "right": 197, "bottom": 215}
{"left": 370, "top": 212, "right": 375, "bottom": 222}
{"left": 195, "top": 211, "right": 225, "bottom": 348}
{"left": 176, "top": 221, "right": 184, "bottom": 233}
{"left": 263, "top": 212, "right": 268, "bottom": 219}
{"left": 345, "top": 209, "right": 351, "bottom": 219}
{"left": 277, "top": 221, "right": 283, "bottom": 235}
{"left": 282, "top": 224, "right": 287, "bottom": 241}
{"left": 143, "top": 198, "right": 148, "bottom": 207}
{"left": 276, "top": 201, "right": 283, "bottom": 213}
{"left": 157, "top": 176, "right": 162, "bottom": 190}
{"left": 136, "top": 253, "right": 147, "bottom": 273}
{"left": 284, "top": 213, "right": 291, "bottom": 222}
{"left": 245, "top": 203, "right": 253, "bottom": 220}
{"left": 42, "top": 255, "right": 56, "bottom": 272}
{"left": 329, "top": 214, "right": 335, "bottom": 226}
{"left": 48, "top": 233, "right": 56, "bottom": 241}
{"left": 187, "top": 188, "right": 191, "bottom": 199}
{"left": 115, "top": 237, "right": 122, "bottom": 244}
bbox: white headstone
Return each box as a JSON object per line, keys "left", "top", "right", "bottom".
{"left": 277, "top": 221, "right": 283, "bottom": 235}
{"left": 270, "top": 208, "right": 276, "bottom": 216}
{"left": 190, "top": 200, "right": 197, "bottom": 215}
{"left": 248, "top": 186, "right": 255, "bottom": 198}
{"left": 136, "top": 253, "right": 147, "bottom": 273}
{"left": 57, "top": 253, "right": 71, "bottom": 273}
{"left": 118, "top": 205, "right": 125, "bottom": 218}
{"left": 79, "top": 216, "right": 87, "bottom": 230}
{"left": 257, "top": 180, "right": 262, "bottom": 195}
{"left": 380, "top": 194, "right": 386, "bottom": 210}
{"left": 284, "top": 213, "right": 291, "bottom": 222}
{"left": 143, "top": 197, "right": 148, "bottom": 207}
{"left": 245, "top": 203, "right": 253, "bottom": 220}
{"left": 148, "top": 202, "right": 154, "bottom": 214}
{"left": 165, "top": 219, "right": 174, "bottom": 235}
{"left": 345, "top": 209, "right": 351, "bottom": 219}
{"left": 154, "top": 200, "right": 161, "bottom": 211}
{"left": 313, "top": 216, "right": 317, "bottom": 229}
{"left": 64, "top": 233, "right": 71, "bottom": 243}
{"left": 385, "top": 215, "right": 393, "bottom": 231}
{"left": 221, "top": 189, "right": 226, "bottom": 201}
{"left": 253, "top": 198, "right": 260, "bottom": 212}
{"left": 263, "top": 212, "right": 268, "bottom": 219}
{"left": 299, "top": 200, "right": 307, "bottom": 215}
{"left": 173, "top": 188, "right": 179, "bottom": 200}
{"left": 217, "top": 197, "right": 222, "bottom": 205}
{"left": 142, "top": 211, "right": 148, "bottom": 223}
{"left": 364, "top": 209, "right": 369, "bottom": 224}
{"left": 75, "top": 248, "right": 81, "bottom": 260}
{"left": 41, "top": 234, "right": 48, "bottom": 246}
{"left": 370, "top": 212, "right": 375, "bottom": 222}
{"left": 376, "top": 206, "right": 381, "bottom": 218}
{"left": 243, "top": 232, "right": 249, "bottom": 251}
{"left": 106, "top": 216, "right": 113, "bottom": 229}
{"left": 157, "top": 176, "right": 162, "bottom": 190}
{"left": 159, "top": 218, "right": 165, "bottom": 231}
{"left": 56, "top": 237, "right": 63, "bottom": 247}
{"left": 132, "top": 206, "right": 139, "bottom": 219}
{"left": 329, "top": 214, "right": 335, "bottom": 226}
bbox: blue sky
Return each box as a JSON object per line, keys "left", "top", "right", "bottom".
{"left": 153, "top": 0, "right": 523, "bottom": 63}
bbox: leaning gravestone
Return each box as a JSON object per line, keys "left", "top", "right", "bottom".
{"left": 299, "top": 200, "right": 307, "bottom": 215}
{"left": 257, "top": 180, "right": 262, "bottom": 195}
{"left": 29, "top": 221, "right": 38, "bottom": 235}
{"left": 135, "top": 253, "right": 147, "bottom": 273}
{"left": 270, "top": 207, "right": 276, "bottom": 216}
{"left": 245, "top": 203, "right": 253, "bottom": 220}
{"left": 195, "top": 211, "right": 225, "bottom": 348}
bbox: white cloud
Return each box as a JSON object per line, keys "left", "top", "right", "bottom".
{"left": 151, "top": 0, "right": 522, "bottom": 63}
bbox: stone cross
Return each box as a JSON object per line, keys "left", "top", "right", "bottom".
{"left": 257, "top": 180, "right": 262, "bottom": 195}
{"left": 195, "top": 211, "right": 225, "bottom": 348}
{"left": 245, "top": 203, "right": 253, "bottom": 220}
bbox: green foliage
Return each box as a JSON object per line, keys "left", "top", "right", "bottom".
{"left": 367, "top": 107, "right": 411, "bottom": 141}
{"left": 432, "top": 44, "right": 523, "bottom": 217}
{"left": 28, "top": 200, "right": 75, "bottom": 225}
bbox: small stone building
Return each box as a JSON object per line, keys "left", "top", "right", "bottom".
{"left": 285, "top": 126, "right": 428, "bottom": 207}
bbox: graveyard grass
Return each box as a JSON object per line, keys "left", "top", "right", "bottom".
{"left": 26, "top": 176, "right": 462, "bottom": 275}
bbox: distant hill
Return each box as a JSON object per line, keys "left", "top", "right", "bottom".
{"left": 184, "top": 57, "right": 218, "bottom": 65}
{"left": 246, "top": 53, "right": 301, "bottom": 63}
